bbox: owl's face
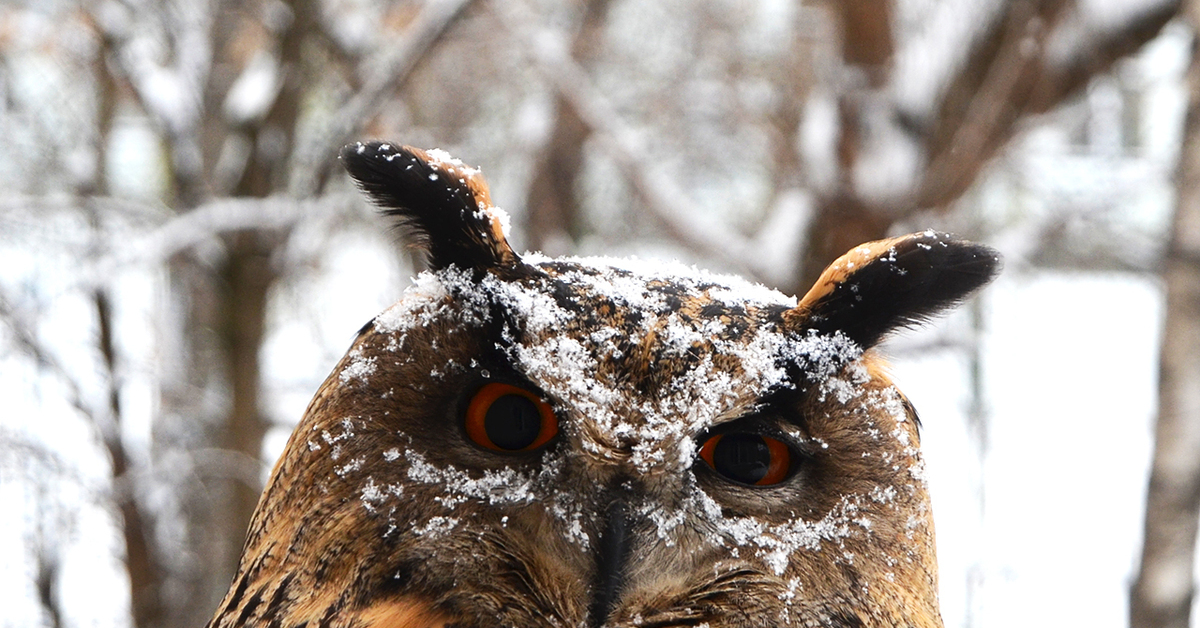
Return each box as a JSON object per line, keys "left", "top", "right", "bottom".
{"left": 210, "top": 144, "right": 999, "bottom": 628}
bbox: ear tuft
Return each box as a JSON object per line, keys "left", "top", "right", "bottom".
{"left": 340, "top": 142, "right": 520, "bottom": 270}
{"left": 786, "top": 231, "right": 1001, "bottom": 348}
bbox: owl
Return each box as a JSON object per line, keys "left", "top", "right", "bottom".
{"left": 207, "top": 142, "right": 1000, "bottom": 628}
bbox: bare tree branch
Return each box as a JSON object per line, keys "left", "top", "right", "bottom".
{"left": 0, "top": 271, "right": 167, "bottom": 628}
{"left": 0, "top": 293, "right": 106, "bottom": 435}
{"left": 916, "top": 0, "right": 1181, "bottom": 209}
{"left": 489, "top": 0, "right": 773, "bottom": 282}
{"left": 1132, "top": 3, "right": 1200, "bottom": 623}
{"left": 288, "top": 0, "right": 483, "bottom": 198}
{"left": 792, "top": 0, "right": 1181, "bottom": 292}
{"left": 85, "top": 0, "right": 213, "bottom": 207}
{"left": 34, "top": 549, "right": 64, "bottom": 628}
{"left": 916, "top": 0, "right": 1073, "bottom": 209}
{"left": 1031, "top": 0, "right": 1183, "bottom": 112}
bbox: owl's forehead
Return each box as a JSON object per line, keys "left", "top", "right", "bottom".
{"left": 377, "top": 254, "right": 802, "bottom": 342}
{"left": 532, "top": 254, "right": 796, "bottom": 312}
{"left": 373, "top": 256, "right": 859, "bottom": 462}
{"left": 529, "top": 255, "right": 798, "bottom": 335}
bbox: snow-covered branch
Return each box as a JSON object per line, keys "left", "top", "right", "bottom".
{"left": 103, "top": 193, "right": 357, "bottom": 271}
{"left": 288, "top": 0, "right": 482, "bottom": 198}
{"left": 1, "top": 192, "right": 359, "bottom": 289}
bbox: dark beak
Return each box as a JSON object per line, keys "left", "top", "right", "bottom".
{"left": 589, "top": 496, "right": 632, "bottom": 626}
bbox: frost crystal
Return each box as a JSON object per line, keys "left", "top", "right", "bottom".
{"left": 413, "top": 516, "right": 461, "bottom": 539}
{"left": 338, "top": 348, "right": 376, "bottom": 384}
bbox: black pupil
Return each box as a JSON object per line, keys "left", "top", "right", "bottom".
{"left": 712, "top": 434, "right": 773, "bottom": 484}
{"left": 484, "top": 394, "right": 542, "bottom": 450}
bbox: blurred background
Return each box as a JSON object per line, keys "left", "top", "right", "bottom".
{"left": 0, "top": 0, "right": 1196, "bottom": 626}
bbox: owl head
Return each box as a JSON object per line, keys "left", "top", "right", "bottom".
{"left": 209, "top": 143, "right": 1000, "bottom": 628}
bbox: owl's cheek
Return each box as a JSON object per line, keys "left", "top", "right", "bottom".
{"left": 690, "top": 460, "right": 825, "bottom": 525}
{"left": 593, "top": 526, "right": 806, "bottom": 627}
{"left": 377, "top": 502, "right": 594, "bottom": 626}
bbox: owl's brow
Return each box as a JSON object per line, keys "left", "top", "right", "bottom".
{"left": 702, "top": 384, "right": 805, "bottom": 431}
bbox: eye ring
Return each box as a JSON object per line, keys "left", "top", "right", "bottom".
{"left": 465, "top": 382, "right": 558, "bottom": 453}
{"left": 698, "top": 433, "right": 791, "bottom": 486}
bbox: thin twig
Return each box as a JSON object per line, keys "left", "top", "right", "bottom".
{"left": 288, "top": 0, "right": 483, "bottom": 198}
{"left": 0, "top": 290, "right": 107, "bottom": 440}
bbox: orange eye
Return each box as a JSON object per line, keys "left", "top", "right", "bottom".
{"left": 465, "top": 383, "right": 558, "bottom": 452}
{"left": 698, "top": 433, "right": 791, "bottom": 486}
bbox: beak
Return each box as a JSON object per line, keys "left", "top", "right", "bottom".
{"left": 590, "top": 495, "right": 632, "bottom": 626}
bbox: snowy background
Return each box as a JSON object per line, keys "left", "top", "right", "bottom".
{"left": 0, "top": 0, "right": 1192, "bottom": 627}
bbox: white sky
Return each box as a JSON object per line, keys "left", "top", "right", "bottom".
{"left": 894, "top": 271, "right": 1164, "bottom": 627}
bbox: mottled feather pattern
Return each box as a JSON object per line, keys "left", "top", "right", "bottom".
{"left": 209, "top": 144, "right": 1000, "bottom": 628}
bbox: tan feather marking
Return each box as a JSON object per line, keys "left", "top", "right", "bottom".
{"left": 860, "top": 352, "right": 893, "bottom": 383}
{"left": 354, "top": 597, "right": 451, "bottom": 628}
{"left": 414, "top": 146, "right": 520, "bottom": 268}
{"left": 272, "top": 584, "right": 342, "bottom": 626}
{"left": 786, "top": 236, "right": 908, "bottom": 326}
{"left": 629, "top": 323, "right": 661, "bottom": 387}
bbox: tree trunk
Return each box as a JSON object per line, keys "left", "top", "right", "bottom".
{"left": 1130, "top": 6, "right": 1200, "bottom": 623}
{"left": 794, "top": 194, "right": 891, "bottom": 292}
{"left": 87, "top": 38, "right": 167, "bottom": 628}
{"left": 785, "top": 0, "right": 894, "bottom": 294}
{"left": 156, "top": 1, "right": 317, "bottom": 622}
{"left": 525, "top": 99, "right": 590, "bottom": 254}
{"left": 200, "top": 0, "right": 315, "bottom": 614}
{"left": 522, "top": 0, "right": 614, "bottom": 254}
{"left": 212, "top": 232, "right": 279, "bottom": 584}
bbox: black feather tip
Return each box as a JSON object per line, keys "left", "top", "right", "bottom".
{"left": 340, "top": 141, "right": 519, "bottom": 271}
{"left": 790, "top": 231, "right": 1002, "bottom": 349}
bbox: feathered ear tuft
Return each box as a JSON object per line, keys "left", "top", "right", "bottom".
{"left": 786, "top": 231, "right": 1001, "bottom": 349}
{"left": 340, "top": 142, "right": 520, "bottom": 271}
